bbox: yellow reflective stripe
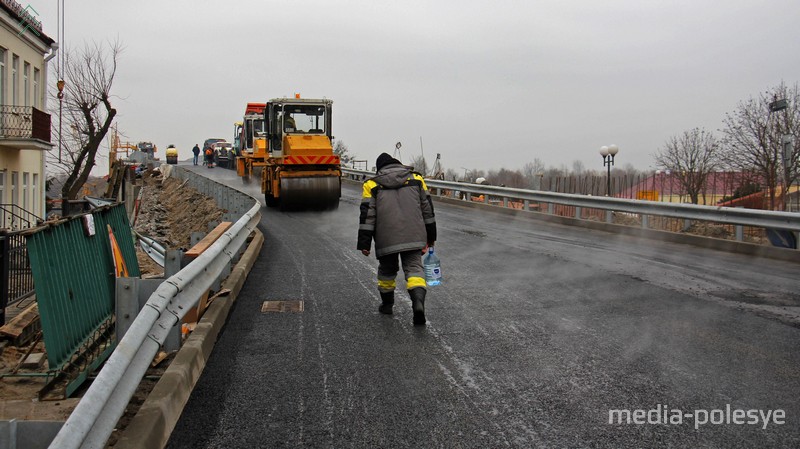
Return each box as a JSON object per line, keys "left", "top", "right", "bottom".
{"left": 378, "top": 279, "right": 396, "bottom": 290}
{"left": 363, "top": 180, "right": 378, "bottom": 198}
{"left": 407, "top": 276, "right": 427, "bottom": 289}
{"left": 413, "top": 173, "right": 428, "bottom": 191}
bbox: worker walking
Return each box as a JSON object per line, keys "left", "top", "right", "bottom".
{"left": 204, "top": 147, "right": 214, "bottom": 168}
{"left": 357, "top": 153, "right": 437, "bottom": 325}
{"left": 192, "top": 144, "right": 200, "bottom": 165}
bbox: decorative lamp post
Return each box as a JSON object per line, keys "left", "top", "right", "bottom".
{"left": 599, "top": 144, "right": 619, "bottom": 196}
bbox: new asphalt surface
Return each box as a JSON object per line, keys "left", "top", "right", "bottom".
{"left": 166, "top": 165, "right": 800, "bottom": 448}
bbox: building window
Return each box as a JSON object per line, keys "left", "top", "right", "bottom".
{"left": 24, "top": 62, "right": 30, "bottom": 107}
{"left": 0, "top": 171, "right": 5, "bottom": 228}
{"left": 12, "top": 54, "right": 19, "bottom": 106}
{"left": 22, "top": 172, "right": 29, "bottom": 210}
{"left": 0, "top": 48, "right": 6, "bottom": 107}
{"left": 32, "top": 173, "right": 38, "bottom": 216}
{"left": 11, "top": 171, "right": 18, "bottom": 205}
{"left": 33, "top": 67, "right": 40, "bottom": 109}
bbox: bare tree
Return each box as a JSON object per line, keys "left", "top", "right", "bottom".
{"left": 409, "top": 154, "right": 428, "bottom": 175}
{"left": 721, "top": 82, "right": 800, "bottom": 210}
{"left": 487, "top": 168, "right": 526, "bottom": 187}
{"left": 653, "top": 128, "right": 720, "bottom": 204}
{"left": 48, "top": 41, "right": 121, "bottom": 210}
{"left": 571, "top": 160, "right": 586, "bottom": 176}
{"left": 333, "top": 139, "right": 355, "bottom": 165}
{"left": 444, "top": 168, "right": 459, "bottom": 181}
{"left": 522, "top": 158, "right": 545, "bottom": 188}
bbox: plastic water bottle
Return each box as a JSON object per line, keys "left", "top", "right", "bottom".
{"left": 424, "top": 247, "right": 442, "bottom": 286}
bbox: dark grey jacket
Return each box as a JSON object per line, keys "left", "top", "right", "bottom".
{"left": 357, "top": 163, "right": 436, "bottom": 257}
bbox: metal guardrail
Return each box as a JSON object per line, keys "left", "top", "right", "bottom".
{"left": 342, "top": 168, "right": 800, "bottom": 239}
{"left": 48, "top": 166, "right": 262, "bottom": 449}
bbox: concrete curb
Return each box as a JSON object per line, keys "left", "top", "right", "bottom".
{"left": 114, "top": 229, "right": 264, "bottom": 449}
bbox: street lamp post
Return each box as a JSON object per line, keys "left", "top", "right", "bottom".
{"left": 769, "top": 97, "right": 793, "bottom": 211}
{"left": 599, "top": 144, "right": 619, "bottom": 196}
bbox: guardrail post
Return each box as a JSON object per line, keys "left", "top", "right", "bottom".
{"left": 523, "top": 200, "right": 530, "bottom": 211}
{"left": 735, "top": 225, "right": 744, "bottom": 241}
{"left": 484, "top": 195, "right": 490, "bottom": 204}
{"left": 641, "top": 214, "right": 648, "bottom": 228}
{"left": 606, "top": 210, "right": 613, "bottom": 224}
{"left": 165, "top": 249, "right": 183, "bottom": 278}
{"left": 548, "top": 203, "right": 554, "bottom": 215}
{"left": 115, "top": 278, "right": 165, "bottom": 344}
{"left": 163, "top": 249, "right": 185, "bottom": 351}
{"left": 503, "top": 197, "right": 508, "bottom": 208}
{"left": 575, "top": 207, "right": 581, "bottom": 219}
{"left": 191, "top": 231, "right": 204, "bottom": 247}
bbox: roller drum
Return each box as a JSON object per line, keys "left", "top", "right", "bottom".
{"left": 279, "top": 176, "right": 340, "bottom": 210}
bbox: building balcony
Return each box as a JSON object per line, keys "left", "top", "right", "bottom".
{"left": 0, "top": 105, "right": 53, "bottom": 151}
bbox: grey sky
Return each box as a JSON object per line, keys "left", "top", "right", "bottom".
{"left": 34, "top": 0, "right": 800, "bottom": 175}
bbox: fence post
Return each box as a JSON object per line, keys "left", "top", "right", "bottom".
{"left": 0, "top": 233, "right": 8, "bottom": 325}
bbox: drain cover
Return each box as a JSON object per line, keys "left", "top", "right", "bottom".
{"left": 261, "top": 301, "right": 304, "bottom": 313}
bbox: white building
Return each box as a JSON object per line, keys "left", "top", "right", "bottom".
{"left": 0, "top": 0, "right": 56, "bottom": 229}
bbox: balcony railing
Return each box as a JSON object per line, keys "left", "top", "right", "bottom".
{"left": 1, "top": 203, "right": 42, "bottom": 230}
{"left": 0, "top": 105, "right": 51, "bottom": 142}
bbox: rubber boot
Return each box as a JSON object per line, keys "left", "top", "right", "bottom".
{"left": 378, "top": 291, "right": 394, "bottom": 315}
{"left": 409, "top": 287, "right": 426, "bottom": 325}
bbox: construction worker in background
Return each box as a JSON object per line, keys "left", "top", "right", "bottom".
{"left": 192, "top": 144, "right": 200, "bottom": 165}
{"left": 357, "top": 153, "right": 437, "bottom": 325}
{"left": 204, "top": 147, "right": 214, "bottom": 168}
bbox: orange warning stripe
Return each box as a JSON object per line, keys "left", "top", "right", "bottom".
{"left": 283, "top": 155, "right": 340, "bottom": 165}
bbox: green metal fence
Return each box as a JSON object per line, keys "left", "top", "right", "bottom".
{"left": 25, "top": 203, "right": 140, "bottom": 396}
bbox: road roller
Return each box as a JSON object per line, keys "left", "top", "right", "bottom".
{"left": 260, "top": 96, "right": 341, "bottom": 210}
{"left": 235, "top": 103, "right": 268, "bottom": 184}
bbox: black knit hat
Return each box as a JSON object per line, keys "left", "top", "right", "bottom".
{"left": 375, "top": 153, "right": 401, "bottom": 171}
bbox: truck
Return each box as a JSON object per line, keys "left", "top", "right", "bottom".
{"left": 239, "top": 96, "right": 340, "bottom": 210}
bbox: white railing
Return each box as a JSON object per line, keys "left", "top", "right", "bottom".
{"left": 342, "top": 168, "right": 800, "bottom": 242}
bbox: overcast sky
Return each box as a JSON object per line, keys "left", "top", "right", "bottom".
{"left": 33, "top": 0, "right": 800, "bottom": 175}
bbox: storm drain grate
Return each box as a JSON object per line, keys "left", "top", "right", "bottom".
{"left": 261, "top": 301, "right": 305, "bottom": 313}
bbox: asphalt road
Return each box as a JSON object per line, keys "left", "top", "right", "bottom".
{"left": 167, "top": 164, "right": 800, "bottom": 448}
